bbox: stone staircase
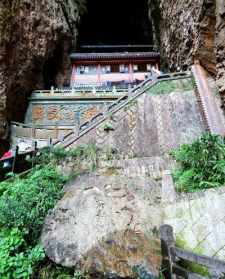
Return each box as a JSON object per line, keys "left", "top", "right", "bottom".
{"left": 191, "top": 64, "right": 225, "bottom": 136}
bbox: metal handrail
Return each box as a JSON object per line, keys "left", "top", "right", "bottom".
{"left": 32, "top": 88, "right": 128, "bottom": 94}
{"left": 11, "top": 122, "right": 75, "bottom": 129}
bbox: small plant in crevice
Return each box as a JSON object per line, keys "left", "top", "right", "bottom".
{"left": 103, "top": 122, "right": 114, "bottom": 132}
{"left": 103, "top": 147, "right": 119, "bottom": 161}
{"left": 171, "top": 133, "right": 225, "bottom": 192}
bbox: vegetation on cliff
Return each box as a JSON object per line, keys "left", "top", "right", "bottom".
{"left": 172, "top": 133, "right": 225, "bottom": 192}
{"left": 0, "top": 145, "right": 98, "bottom": 278}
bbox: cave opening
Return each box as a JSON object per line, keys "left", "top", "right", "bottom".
{"left": 78, "top": 0, "right": 153, "bottom": 46}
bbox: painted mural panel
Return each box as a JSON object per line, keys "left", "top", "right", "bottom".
{"left": 32, "top": 105, "right": 44, "bottom": 122}
{"left": 47, "top": 106, "right": 59, "bottom": 121}
{"left": 29, "top": 101, "right": 113, "bottom": 126}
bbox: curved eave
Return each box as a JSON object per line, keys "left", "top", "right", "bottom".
{"left": 70, "top": 52, "right": 160, "bottom": 61}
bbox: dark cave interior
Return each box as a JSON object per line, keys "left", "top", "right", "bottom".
{"left": 78, "top": 0, "right": 153, "bottom": 46}
{"left": 43, "top": 0, "right": 154, "bottom": 89}
{"left": 43, "top": 44, "right": 64, "bottom": 89}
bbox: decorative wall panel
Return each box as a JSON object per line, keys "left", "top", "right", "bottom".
{"left": 26, "top": 98, "right": 116, "bottom": 127}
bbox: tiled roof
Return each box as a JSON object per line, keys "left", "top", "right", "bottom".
{"left": 70, "top": 52, "right": 160, "bottom": 61}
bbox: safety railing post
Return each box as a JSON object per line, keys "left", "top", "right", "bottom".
{"left": 160, "top": 225, "right": 175, "bottom": 279}
{"left": 12, "top": 146, "right": 19, "bottom": 174}
{"left": 31, "top": 141, "right": 37, "bottom": 169}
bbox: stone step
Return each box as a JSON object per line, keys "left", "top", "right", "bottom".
{"left": 98, "top": 155, "right": 175, "bottom": 180}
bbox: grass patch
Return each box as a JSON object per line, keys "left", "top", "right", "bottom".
{"left": 148, "top": 79, "right": 193, "bottom": 95}
{"left": 171, "top": 133, "right": 225, "bottom": 192}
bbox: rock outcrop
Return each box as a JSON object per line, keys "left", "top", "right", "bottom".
{"left": 0, "top": 0, "right": 85, "bottom": 145}
{"left": 149, "top": 0, "right": 216, "bottom": 73}
{"left": 149, "top": 0, "right": 225, "bottom": 106}
{"left": 42, "top": 167, "right": 163, "bottom": 277}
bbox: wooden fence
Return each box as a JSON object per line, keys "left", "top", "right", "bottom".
{"left": 160, "top": 225, "right": 225, "bottom": 279}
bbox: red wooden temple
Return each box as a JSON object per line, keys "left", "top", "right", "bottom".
{"left": 70, "top": 45, "right": 160, "bottom": 88}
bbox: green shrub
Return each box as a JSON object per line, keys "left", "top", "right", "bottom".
{"left": 0, "top": 144, "right": 99, "bottom": 277}
{"left": 0, "top": 228, "right": 45, "bottom": 279}
{"left": 171, "top": 133, "right": 225, "bottom": 192}
{"left": 39, "top": 145, "right": 98, "bottom": 171}
{"left": 0, "top": 165, "right": 67, "bottom": 242}
{"left": 0, "top": 164, "right": 67, "bottom": 278}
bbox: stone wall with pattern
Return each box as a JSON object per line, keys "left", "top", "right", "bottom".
{"left": 70, "top": 79, "right": 206, "bottom": 157}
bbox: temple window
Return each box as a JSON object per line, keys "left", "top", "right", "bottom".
{"left": 101, "top": 65, "right": 111, "bottom": 73}
{"left": 138, "top": 64, "right": 146, "bottom": 72}
{"left": 77, "top": 66, "right": 85, "bottom": 74}
{"left": 147, "top": 64, "right": 152, "bottom": 71}
{"left": 111, "top": 65, "right": 119, "bottom": 72}
{"left": 119, "top": 64, "right": 129, "bottom": 73}
{"left": 133, "top": 65, "right": 138, "bottom": 72}
{"left": 84, "top": 66, "right": 89, "bottom": 74}
{"left": 89, "top": 66, "right": 97, "bottom": 74}
{"left": 106, "top": 66, "right": 111, "bottom": 73}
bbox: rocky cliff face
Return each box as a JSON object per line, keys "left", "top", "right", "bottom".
{"left": 150, "top": 0, "right": 216, "bottom": 73}
{"left": 149, "top": 0, "right": 225, "bottom": 106}
{"left": 0, "top": 0, "right": 85, "bottom": 144}
{"left": 216, "top": 0, "right": 225, "bottom": 106}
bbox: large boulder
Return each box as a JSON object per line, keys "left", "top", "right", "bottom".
{"left": 41, "top": 172, "right": 163, "bottom": 278}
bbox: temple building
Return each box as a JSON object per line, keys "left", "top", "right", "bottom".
{"left": 11, "top": 45, "right": 160, "bottom": 149}
{"left": 70, "top": 45, "right": 160, "bottom": 88}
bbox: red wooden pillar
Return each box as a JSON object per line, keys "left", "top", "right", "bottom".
{"left": 70, "top": 65, "right": 76, "bottom": 87}
{"left": 129, "top": 63, "right": 133, "bottom": 83}
{"left": 97, "top": 64, "right": 101, "bottom": 85}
